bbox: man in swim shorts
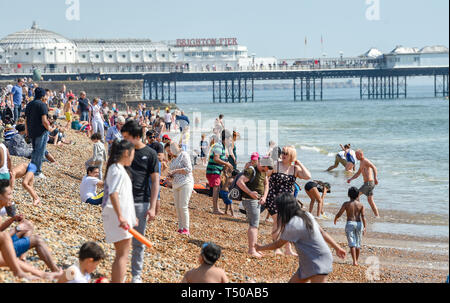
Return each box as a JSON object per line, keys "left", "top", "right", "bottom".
{"left": 347, "top": 149, "right": 380, "bottom": 217}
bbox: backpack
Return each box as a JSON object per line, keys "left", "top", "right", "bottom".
{"left": 228, "top": 166, "right": 256, "bottom": 201}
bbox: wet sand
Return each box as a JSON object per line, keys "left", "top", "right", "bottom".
{"left": 0, "top": 129, "right": 448, "bottom": 283}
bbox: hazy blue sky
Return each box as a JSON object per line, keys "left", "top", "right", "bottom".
{"left": 0, "top": 0, "right": 448, "bottom": 58}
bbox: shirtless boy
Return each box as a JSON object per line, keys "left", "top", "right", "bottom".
{"left": 64, "top": 96, "right": 74, "bottom": 129}
{"left": 181, "top": 242, "right": 228, "bottom": 283}
{"left": 334, "top": 187, "right": 367, "bottom": 266}
{"left": 10, "top": 162, "right": 40, "bottom": 206}
{"left": 347, "top": 150, "right": 379, "bottom": 217}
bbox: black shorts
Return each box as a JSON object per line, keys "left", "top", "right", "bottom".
{"left": 304, "top": 182, "right": 318, "bottom": 192}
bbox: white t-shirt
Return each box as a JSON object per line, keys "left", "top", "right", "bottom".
{"left": 164, "top": 113, "right": 172, "bottom": 123}
{"left": 102, "top": 164, "right": 137, "bottom": 243}
{"left": 92, "top": 105, "right": 103, "bottom": 121}
{"left": 337, "top": 151, "right": 346, "bottom": 159}
{"left": 67, "top": 263, "right": 91, "bottom": 283}
{"left": 80, "top": 176, "right": 101, "bottom": 203}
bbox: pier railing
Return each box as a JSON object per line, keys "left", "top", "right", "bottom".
{"left": 0, "top": 57, "right": 386, "bottom": 75}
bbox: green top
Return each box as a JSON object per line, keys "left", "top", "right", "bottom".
{"left": 242, "top": 165, "right": 266, "bottom": 199}
{"left": 206, "top": 142, "right": 227, "bottom": 175}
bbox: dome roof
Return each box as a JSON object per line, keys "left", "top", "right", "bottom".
{"left": 390, "top": 46, "right": 419, "bottom": 54}
{"left": 361, "top": 48, "right": 383, "bottom": 58}
{"left": 0, "top": 22, "right": 76, "bottom": 50}
{"left": 419, "top": 45, "right": 449, "bottom": 54}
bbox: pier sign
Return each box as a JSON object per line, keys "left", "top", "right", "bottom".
{"left": 176, "top": 38, "right": 238, "bottom": 47}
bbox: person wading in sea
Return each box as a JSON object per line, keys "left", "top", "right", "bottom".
{"left": 347, "top": 150, "right": 380, "bottom": 218}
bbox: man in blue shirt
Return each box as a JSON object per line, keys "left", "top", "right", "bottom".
{"left": 77, "top": 91, "right": 90, "bottom": 122}
{"left": 11, "top": 78, "right": 24, "bottom": 122}
{"left": 105, "top": 115, "right": 125, "bottom": 151}
{"left": 176, "top": 111, "right": 190, "bottom": 133}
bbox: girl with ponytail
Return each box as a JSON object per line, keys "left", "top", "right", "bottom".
{"left": 256, "top": 193, "right": 346, "bottom": 283}
{"left": 102, "top": 139, "right": 137, "bottom": 283}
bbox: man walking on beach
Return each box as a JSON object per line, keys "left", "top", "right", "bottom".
{"left": 206, "top": 130, "right": 233, "bottom": 215}
{"left": 121, "top": 120, "right": 160, "bottom": 283}
{"left": 347, "top": 150, "right": 380, "bottom": 217}
{"left": 24, "top": 87, "right": 55, "bottom": 179}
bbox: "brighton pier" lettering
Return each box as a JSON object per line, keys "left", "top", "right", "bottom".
{"left": 176, "top": 38, "right": 238, "bottom": 47}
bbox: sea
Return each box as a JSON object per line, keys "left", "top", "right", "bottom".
{"left": 169, "top": 83, "right": 449, "bottom": 239}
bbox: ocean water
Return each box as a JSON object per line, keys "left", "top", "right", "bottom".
{"left": 171, "top": 84, "right": 449, "bottom": 238}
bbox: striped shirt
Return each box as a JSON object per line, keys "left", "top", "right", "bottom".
{"left": 206, "top": 142, "right": 227, "bottom": 175}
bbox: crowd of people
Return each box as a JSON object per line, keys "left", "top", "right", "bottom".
{"left": 0, "top": 77, "right": 381, "bottom": 283}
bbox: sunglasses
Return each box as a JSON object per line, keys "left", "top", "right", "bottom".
{"left": 281, "top": 152, "right": 289, "bottom": 156}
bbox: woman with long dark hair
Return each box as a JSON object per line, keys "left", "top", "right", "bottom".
{"left": 102, "top": 139, "right": 137, "bottom": 283}
{"left": 256, "top": 193, "right": 346, "bottom": 283}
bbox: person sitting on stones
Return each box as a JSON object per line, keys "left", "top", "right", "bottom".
{"left": 7, "top": 124, "right": 56, "bottom": 163}
{"left": 0, "top": 180, "right": 61, "bottom": 280}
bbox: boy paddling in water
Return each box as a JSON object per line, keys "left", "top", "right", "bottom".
{"left": 334, "top": 187, "right": 367, "bottom": 266}
{"left": 347, "top": 150, "right": 380, "bottom": 217}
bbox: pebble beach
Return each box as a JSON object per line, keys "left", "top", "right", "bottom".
{"left": 0, "top": 129, "right": 448, "bottom": 283}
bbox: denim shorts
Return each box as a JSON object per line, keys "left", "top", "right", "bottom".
{"left": 12, "top": 234, "right": 31, "bottom": 257}
{"left": 345, "top": 221, "right": 363, "bottom": 248}
{"left": 242, "top": 199, "right": 261, "bottom": 228}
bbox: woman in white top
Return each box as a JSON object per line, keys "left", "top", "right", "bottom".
{"left": 167, "top": 142, "right": 194, "bottom": 235}
{"left": 91, "top": 98, "right": 105, "bottom": 141}
{"left": 102, "top": 139, "right": 137, "bottom": 283}
{"left": 164, "top": 109, "right": 172, "bottom": 132}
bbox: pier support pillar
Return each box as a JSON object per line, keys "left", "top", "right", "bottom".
{"left": 212, "top": 78, "right": 254, "bottom": 103}
{"left": 145, "top": 80, "right": 177, "bottom": 103}
{"left": 361, "top": 76, "right": 407, "bottom": 100}
{"left": 435, "top": 74, "right": 449, "bottom": 97}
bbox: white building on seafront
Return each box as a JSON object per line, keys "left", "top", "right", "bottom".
{"left": 383, "top": 45, "right": 449, "bottom": 68}
{"left": 0, "top": 22, "right": 276, "bottom": 74}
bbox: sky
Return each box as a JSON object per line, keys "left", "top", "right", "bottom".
{"left": 0, "top": 0, "right": 448, "bottom": 59}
